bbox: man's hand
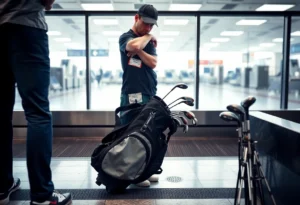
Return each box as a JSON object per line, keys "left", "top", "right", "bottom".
{"left": 150, "top": 35, "right": 157, "bottom": 48}
{"left": 127, "top": 51, "right": 137, "bottom": 57}
{"left": 42, "top": 0, "right": 55, "bottom": 11}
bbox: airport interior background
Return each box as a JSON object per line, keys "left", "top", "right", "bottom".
{"left": 12, "top": 1, "right": 300, "bottom": 111}
{"left": 10, "top": 0, "right": 300, "bottom": 205}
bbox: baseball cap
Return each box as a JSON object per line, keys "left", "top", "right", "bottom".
{"left": 138, "top": 4, "right": 158, "bottom": 26}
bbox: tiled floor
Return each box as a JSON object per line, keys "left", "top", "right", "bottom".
{"left": 10, "top": 157, "right": 240, "bottom": 204}
{"left": 12, "top": 157, "right": 239, "bottom": 189}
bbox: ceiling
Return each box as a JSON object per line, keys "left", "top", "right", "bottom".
{"left": 47, "top": 0, "right": 300, "bottom": 54}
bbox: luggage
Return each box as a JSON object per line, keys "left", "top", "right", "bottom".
{"left": 91, "top": 95, "right": 178, "bottom": 193}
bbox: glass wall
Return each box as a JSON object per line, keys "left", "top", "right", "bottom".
{"left": 14, "top": 12, "right": 299, "bottom": 111}
{"left": 199, "top": 16, "right": 284, "bottom": 110}
{"left": 89, "top": 15, "right": 197, "bottom": 111}
{"left": 288, "top": 17, "right": 300, "bottom": 109}
{"left": 14, "top": 16, "right": 87, "bottom": 111}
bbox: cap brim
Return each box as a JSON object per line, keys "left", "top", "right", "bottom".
{"left": 141, "top": 16, "right": 158, "bottom": 26}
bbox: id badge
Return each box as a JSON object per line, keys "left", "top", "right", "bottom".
{"left": 128, "top": 57, "right": 142, "bottom": 68}
{"left": 128, "top": 93, "right": 143, "bottom": 104}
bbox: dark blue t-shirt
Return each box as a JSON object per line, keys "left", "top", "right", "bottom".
{"left": 119, "top": 29, "right": 157, "bottom": 96}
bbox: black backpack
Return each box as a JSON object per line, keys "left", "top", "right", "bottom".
{"left": 91, "top": 95, "right": 178, "bottom": 193}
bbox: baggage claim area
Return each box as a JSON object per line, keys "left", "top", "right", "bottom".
{"left": 11, "top": 1, "right": 300, "bottom": 205}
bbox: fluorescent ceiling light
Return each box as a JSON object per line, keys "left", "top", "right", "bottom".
{"left": 158, "top": 38, "right": 174, "bottom": 42}
{"left": 260, "top": 43, "right": 276, "bottom": 47}
{"left": 93, "top": 19, "right": 118, "bottom": 25}
{"left": 102, "top": 31, "right": 122, "bottom": 36}
{"left": 220, "top": 31, "right": 244, "bottom": 36}
{"left": 169, "top": 4, "right": 202, "bottom": 11}
{"left": 164, "top": 19, "right": 189, "bottom": 25}
{"left": 203, "top": 43, "right": 219, "bottom": 48}
{"left": 273, "top": 38, "right": 294, "bottom": 42}
{"left": 291, "top": 31, "right": 300, "bottom": 36}
{"left": 256, "top": 4, "right": 294, "bottom": 11}
{"left": 54, "top": 38, "right": 71, "bottom": 42}
{"left": 211, "top": 38, "right": 230, "bottom": 42}
{"left": 160, "top": 31, "right": 180, "bottom": 36}
{"left": 81, "top": 3, "right": 113, "bottom": 11}
{"left": 47, "top": 31, "right": 61, "bottom": 36}
{"left": 236, "top": 19, "right": 267, "bottom": 26}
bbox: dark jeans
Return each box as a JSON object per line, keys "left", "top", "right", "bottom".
{"left": 120, "top": 93, "right": 151, "bottom": 124}
{"left": 0, "top": 23, "right": 54, "bottom": 201}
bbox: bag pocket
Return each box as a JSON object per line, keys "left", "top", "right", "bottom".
{"left": 101, "top": 132, "right": 152, "bottom": 180}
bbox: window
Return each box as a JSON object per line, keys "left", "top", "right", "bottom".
{"left": 89, "top": 15, "right": 197, "bottom": 111}
{"left": 199, "top": 16, "right": 284, "bottom": 110}
{"left": 14, "top": 16, "right": 87, "bottom": 111}
{"left": 288, "top": 17, "right": 300, "bottom": 109}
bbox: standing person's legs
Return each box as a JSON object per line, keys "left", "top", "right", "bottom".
{"left": 0, "top": 23, "right": 21, "bottom": 205}
{"left": 7, "top": 23, "right": 71, "bottom": 204}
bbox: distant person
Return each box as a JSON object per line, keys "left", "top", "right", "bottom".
{"left": 0, "top": 0, "right": 72, "bottom": 204}
{"left": 96, "top": 67, "right": 103, "bottom": 87}
{"left": 118, "top": 4, "right": 159, "bottom": 187}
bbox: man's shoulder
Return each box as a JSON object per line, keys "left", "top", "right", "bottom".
{"left": 119, "top": 30, "right": 135, "bottom": 40}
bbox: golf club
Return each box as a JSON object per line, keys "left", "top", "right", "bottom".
{"left": 227, "top": 104, "right": 246, "bottom": 133}
{"left": 169, "top": 100, "right": 194, "bottom": 109}
{"left": 167, "top": 96, "right": 194, "bottom": 107}
{"left": 179, "top": 116, "right": 189, "bottom": 133}
{"left": 219, "top": 111, "right": 242, "bottom": 128}
{"left": 162, "top": 83, "right": 188, "bottom": 100}
{"left": 171, "top": 111, "right": 197, "bottom": 125}
{"left": 240, "top": 96, "right": 256, "bottom": 133}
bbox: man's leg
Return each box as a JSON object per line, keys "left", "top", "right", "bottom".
{"left": 8, "top": 23, "right": 54, "bottom": 201}
{"left": 0, "top": 24, "right": 20, "bottom": 201}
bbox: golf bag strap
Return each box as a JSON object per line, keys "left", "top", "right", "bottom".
{"left": 114, "top": 103, "right": 143, "bottom": 125}
{"left": 166, "top": 119, "right": 178, "bottom": 143}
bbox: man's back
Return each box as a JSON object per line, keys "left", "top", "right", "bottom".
{"left": 0, "top": 0, "right": 47, "bottom": 30}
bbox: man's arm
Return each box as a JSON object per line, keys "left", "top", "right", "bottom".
{"left": 136, "top": 50, "right": 157, "bottom": 69}
{"left": 126, "top": 34, "right": 154, "bottom": 53}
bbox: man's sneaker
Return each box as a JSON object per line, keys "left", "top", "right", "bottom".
{"left": 30, "top": 190, "right": 72, "bottom": 205}
{"left": 0, "top": 178, "right": 21, "bottom": 205}
{"left": 148, "top": 174, "right": 159, "bottom": 182}
{"left": 134, "top": 180, "right": 150, "bottom": 187}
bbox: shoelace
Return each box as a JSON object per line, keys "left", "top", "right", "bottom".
{"left": 52, "top": 190, "right": 66, "bottom": 201}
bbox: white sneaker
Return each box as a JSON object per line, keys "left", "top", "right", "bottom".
{"left": 30, "top": 190, "right": 72, "bottom": 205}
{"left": 148, "top": 174, "right": 159, "bottom": 182}
{"left": 134, "top": 180, "right": 150, "bottom": 187}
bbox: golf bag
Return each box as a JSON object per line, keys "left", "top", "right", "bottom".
{"left": 91, "top": 95, "right": 178, "bottom": 193}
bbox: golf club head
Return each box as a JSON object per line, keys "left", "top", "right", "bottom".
{"left": 176, "top": 83, "right": 188, "bottom": 90}
{"left": 167, "top": 96, "right": 194, "bottom": 107}
{"left": 219, "top": 111, "right": 241, "bottom": 127}
{"left": 184, "top": 111, "right": 196, "bottom": 119}
{"left": 183, "top": 124, "right": 189, "bottom": 133}
{"left": 192, "top": 118, "right": 197, "bottom": 125}
{"left": 241, "top": 96, "right": 256, "bottom": 109}
{"left": 179, "top": 116, "right": 188, "bottom": 125}
{"left": 182, "top": 96, "right": 194, "bottom": 102}
{"left": 226, "top": 104, "right": 245, "bottom": 118}
{"left": 184, "top": 100, "right": 194, "bottom": 107}
{"left": 173, "top": 117, "right": 182, "bottom": 126}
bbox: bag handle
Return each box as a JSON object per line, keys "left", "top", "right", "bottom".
{"left": 114, "top": 103, "right": 143, "bottom": 125}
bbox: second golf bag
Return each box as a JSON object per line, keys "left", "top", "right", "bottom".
{"left": 91, "top": 95, "right": 178, "bottom": 193}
